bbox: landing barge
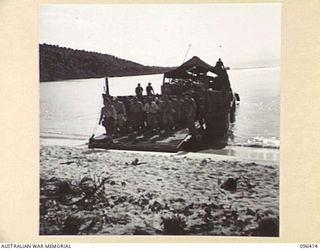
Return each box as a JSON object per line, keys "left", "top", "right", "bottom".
{"left": 88, "top": 56, "right": 239, "bottom": 152}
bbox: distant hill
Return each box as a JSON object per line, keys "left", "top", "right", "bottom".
{"left": 39, "top": 44, "right": 174, "bottom": 82}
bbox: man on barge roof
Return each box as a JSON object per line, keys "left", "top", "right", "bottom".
{"left": 215, "top": 58, "right": 225, "bottom": 70}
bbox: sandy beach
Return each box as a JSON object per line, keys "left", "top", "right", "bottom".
{"left": 40, "top": 145, "right": 279, "bottom": 236}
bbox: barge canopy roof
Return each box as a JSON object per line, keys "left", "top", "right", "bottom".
{"left": 164, "top": 56, "right": 219, "bottom": 79}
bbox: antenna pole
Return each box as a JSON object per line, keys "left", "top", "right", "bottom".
{"left": 183, "top": 44, "right": 192, "bottom": 63}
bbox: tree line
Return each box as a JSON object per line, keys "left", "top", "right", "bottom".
{"left": 40, "top": 44, "right": 173, "bottom": 82}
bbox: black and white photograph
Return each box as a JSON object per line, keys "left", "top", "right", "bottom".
{"left": 39, "top": 4, "right": 280, "bottom": 236}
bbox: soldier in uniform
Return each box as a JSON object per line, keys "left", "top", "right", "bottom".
{"left": 146, "top": 82, "right": 155, "bottom": 96}
{"left": 171, "top": 96, "right": 181, "bottom": 129}
{"left": 143, "top": 98, "right": 152, "bottom": 129}
{"left": 135, "top": 83, "right": 143, "bottom": 101}
{"left": 162, "top": 96, "right": 175, "bottom": 133}
{"left": 114, "top": 98, "right": 127, "bottom": 134}
{"left": 149, "top": 100, "right": 160, "bottom": 129}
{"left": 99, "top": 98, "right": 117, "bottom": 136}
{"left": 131, "top": 98, "right": 144, "bottom": 131}
{"left": 184, "top": 94, "right": 197, "bottom": 138}
{"left": 155, "top": 96, "right": 164, "bottom": 130}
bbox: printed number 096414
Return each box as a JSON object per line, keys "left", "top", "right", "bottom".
{"left": 300, "top": 244, "right": 318, "bottom": 248}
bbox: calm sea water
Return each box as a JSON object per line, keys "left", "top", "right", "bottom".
{"left": 40, "top": 68, "right": 280, "bottom": 149}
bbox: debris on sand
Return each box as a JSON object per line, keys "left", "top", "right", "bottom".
{"left": 220, "top": 178, "right": 237, "bottom": 192}
{"left": 255, "top": 217, "right": 279, "bottom": 237}
{"left": 161, "top": 214, "right": 187, "bottom": 235}
{"left": 131, "top": 158, "right": 147, "bottom": 166}
{"left": 40, "top": 145, "right": 279, "bottom": 236}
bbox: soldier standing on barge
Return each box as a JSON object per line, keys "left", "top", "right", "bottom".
{"left": 98, "top": 98, "right": 117, "bottom": 136}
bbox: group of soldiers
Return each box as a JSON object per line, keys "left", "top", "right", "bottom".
{"left": 98, "top": 58, "right": 231, "bottom": 138}
{"left": 98, "top": 91, "right": 204, "bottom": 138}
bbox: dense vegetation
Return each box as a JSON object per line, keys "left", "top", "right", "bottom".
{"left": 40, "top": 44, "right": 173, "bottom": 82}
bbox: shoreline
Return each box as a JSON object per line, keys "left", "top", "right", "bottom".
{"left": 40, "top": 138, "right": 279, "bottom": 165}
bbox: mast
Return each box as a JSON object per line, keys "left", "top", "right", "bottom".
{"left": 105, "top": 77, "right": 110, "bottom": 96}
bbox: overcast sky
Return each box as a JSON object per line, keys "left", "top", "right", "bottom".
{"left": 39, "top": 4, "right": 281, "bottom": 68}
